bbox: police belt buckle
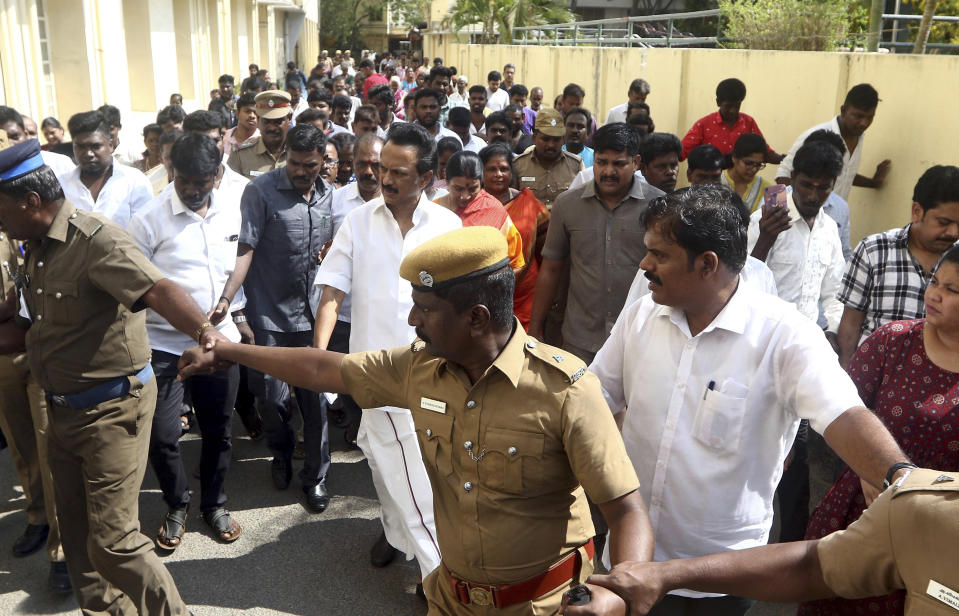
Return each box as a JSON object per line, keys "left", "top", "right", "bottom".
{"left": 469, "top": 587, "right": 493, "bottom": 607}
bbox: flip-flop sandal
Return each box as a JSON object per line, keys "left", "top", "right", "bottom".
{"left": 203, "top": 508, "right": 242, "bottom": 543}
{"left": 156, "top": 508, "right": 187, "bottom": 551}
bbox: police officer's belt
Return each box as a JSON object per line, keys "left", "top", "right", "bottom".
{"left": 46, "top": 364, "right": 154, "bottom": 409}
{"left": 445, "top": 538, "right": 594, "bottom": 608}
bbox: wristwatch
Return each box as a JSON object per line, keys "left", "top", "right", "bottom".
{"left": 883, "top": 462, "right": 918, "bottom": 489}
{"left": 233, "top": 315, "right": 247, "bottom": 324}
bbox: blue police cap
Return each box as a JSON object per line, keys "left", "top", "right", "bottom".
{"left": 0, "top": 139, "right": 44, "bottom": 182}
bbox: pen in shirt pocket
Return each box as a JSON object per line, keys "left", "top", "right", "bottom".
{"left": 703, "top": 380, "right": 715, "bottom": 400}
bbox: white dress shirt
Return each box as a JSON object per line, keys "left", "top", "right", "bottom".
{"left": 486, "top": 88, "right": 509, "bottom": 112}
{"left": 605, "top": 102, "right": 628, "bottom": 125}
{"left": 326, "top": 183, "right": 374, "bottom": 322}
{"left": 463, "top": 134, "right": 487, "bottom": 153}
{"left": 775, "top": 116, "right": 863, "bottom": 200}
{"left": 624, "top": 256, "right": 777, "bottom": 308}
{"left": 128, "top": 188, "right": 242, "bottom": 355}
{"left": 590, "top": 283, "right": 862, "bottom": 596}
{"left": 747, "top": 191, "right": 846, "bottom": 331}
{"left": 60, "top": 162, "right": 154, "bottom": 229}
{"left": 40, "top": 151, "right": 75, "bottom": 179}
{"left": 314, "top": 192, "right": 461, "bottom": 361}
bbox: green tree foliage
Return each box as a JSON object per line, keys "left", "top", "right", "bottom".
{"left": 719, "top": 0, "right": 852, "bottom": 51}
{"left": 444, "top": 0, "right": 577, "bottom": 44}
{"left": 320, "top": 0, "right": 427, "bottom": 52}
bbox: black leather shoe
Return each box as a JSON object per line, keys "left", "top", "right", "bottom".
{"left": 48, "top": 561, "right": 71, "bottom": 594}
{"left": 303, "top": 483, "right": 330, "bottom": 513}
{"left": 370, "top": 531, "right": 398, "bottom": 567}
{"left": 271, "top": 456, "right": 292, "bottom": 490}
{"left": 12, "top": 523, "right": 49, "bottom": 557}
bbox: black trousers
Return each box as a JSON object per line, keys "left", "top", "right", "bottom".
{"left": 648, "top": 594, "right": 755, "bottom": 616}
{"left": 148, "top": 350, "right": 239, "bottom": 512}
{"left": 248, "top": 329, "right": 330, "bottom": 487}
{"left": 776, "top": 419, "right": 810, "bottom": 543}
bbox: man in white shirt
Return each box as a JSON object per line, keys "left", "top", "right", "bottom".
{"left": 485, "top": 70, "right": 509, "bottom": 112}
{"left": 128, "top": 134, "right": 243, "bottom": 551}
{"left": 605, "top": 78, "right": 650, "bottom": 125}
{"left": 412, "top": 88, "right": 460, "bottom": 144}
{"left": 313, "top": 123, "right": 460, "bottom": 586}
{"left": 775, "top": 83, "right": 890, "bottom": 201}
{"left": 448, "top": 75, "right": 469, "bottom": 106}
{"left": 590, "top": 185, "right": 911, "bottom": 616}
{"left": 446, "top": 108, "right": 486, "bottom": 153}
{"left": 60, "top": 111, "right": 153, "bottom": 229}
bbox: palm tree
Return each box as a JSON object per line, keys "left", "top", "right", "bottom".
{"left": 445, "top": 0, "right": 577, "bottom": 44}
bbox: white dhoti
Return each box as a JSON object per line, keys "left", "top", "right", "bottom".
{"left": 357, "top": 406, "right": 441, "bottom": 578}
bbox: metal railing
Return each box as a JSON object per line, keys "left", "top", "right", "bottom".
{"left": 512, "top": 9, "right": 721, "bottom": 48}
{"left": 879, "top": 13, "right": 959, "bottom": 52}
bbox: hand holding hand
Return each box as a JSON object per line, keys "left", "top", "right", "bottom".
{"left": 561, "top": 584, "right": 627, "bottom": 616}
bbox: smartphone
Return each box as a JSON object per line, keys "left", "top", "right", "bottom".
{"left": 763, "top": 184, "right": 787, "bottom": 210}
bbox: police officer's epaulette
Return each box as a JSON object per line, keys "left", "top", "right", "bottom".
{"left": 68, "top": 211, "right": 104, "bottom": 239}
{"left": 235, "top": 139, "right": 258, "bottom": 151}
{"left": 512, "top": 149, "right": 533, "bottom": 161}
{"left": 522, "top": 337, "right": 588, "bottom": 384}
{"left": 890, "top": 468, "right": 959, "bottom": 497}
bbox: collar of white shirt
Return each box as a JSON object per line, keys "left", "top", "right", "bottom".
{"left": 656, "top": 280, "right": 750, "bottom": 338}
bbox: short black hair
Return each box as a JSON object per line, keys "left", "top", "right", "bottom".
{"left": 445, "top": 150, "right": 483, "bottom": 180}
{"left": 0, "top": 106, "right": 24, "bottom": 130}
{"left": 329, "top": 132, "right": 358, "bottom": 156}
{"left": 142, "top": 123, "right": 163, "bottom": 139}
{"left": 844, "top": 83, "right": 879, "bottom": 110}
{"left": 308, "top": 90, "right": 333, "bottom": 105}
{"left": 934, "top": 242, "right": 959, "bottom": 276}
{"left": 296, "top": 108, "right": 326, "bottom": 124}
{"left": 286, "top": 61, "right": 297, "bottom": 70}
{"left": 803, "top": 129, "right": 846, "bottom": 156}
{"left": 448, "top": 107, "right": 470, "bottom": 128}
{"left": 358, "top": 59, "right": 375, "bottom": 70}
{"left": 437, "top": 136, "right": 463, "bottom": 158}
{"left": 627, "top": 113, "right": 655, "bottom": 135}
{"left": 792, "top": 141, "right": 844, "bottom": 180}
{"left": 41, "top": 117, "right": 62, "bottom": 130}
{"left": 237, "top": 92, "right": 257, "bottom": 110}
{"left": 639, "top": 132, "right": 682, "bottom": 164}
{"left": 642, "top": 185, "right": 749, "bottom": 273}
{"left": 285, "top": 75, "right": 303, "bottom": 91}
{"left": 687, "top": 144, "right": 724, "bottom": 172}
{"left": 0, "top": 166, "right": 63, "bottom": 202}
{"left": 433, "top": 266, "right": 515, "bottom": 331}
{"left": 218, "top": 74, "right": 235, "bottom": 85}
{"left": 913, "top": 165, "right": 959, "bottom": 213}
{"left": 367, "top": 84, "right": 394, "bottom": 109}
{"left": 591, "top": 122, "right": 640, "bottom": 156}
{"left": 563, "top": 107, "right": 591, "bottom": 124}
{"left": 183, "top": 110, "right": 224, "bottom": 133}
{"left": 629, "top": 78, "right": 651, "bottom": 95}
{"left": 157, "top": 105, "right": 187, "bottom": 125}
{"left": 508, "top": 84, "right": 529, "bottom": 98}
{"left": 487, "top": 70, "right": 502, "bottom": 81}
{"left": 468, "top": 85, "right": 487, "bottom": 97}
{"left": 385, "top": 122, "right": 437, "bottom": 176}
{"left": 413, "top": 87, "right": 442, "bottom": 106}
{"left": 627, "top": 101, "right": 650, "bottom": 115}
{"left": 353, "top": 105, "right": 378, "bottom": 125}
{"left": 170, "top": 133, "right": 221, "bottom": 176}
{"left": 484, "top": 111, "right": 513, "bottom": 135}
{"left": 715, "top": 78, "right": 747, "bottom": 103}
{"left": 479, "top": 142, "right": 513, "bottom": 166}
{"left": 286, "top": 123, "right": 327, "bottom": 153}
{"left": 562, "top": 83, "right": 585, "bottom": 99}
{"left": 331, "top": 95, "right": 352, "bottom": 110}
{"left": 68, "top": 111, "right": 112, "bottom": 140}
{"left": 732, "top": 133, "right": 767, "bottom": 158}
{"left": 159, "top": 128, "right": 183, "bottom": 147}
{"left": 249, "top": 63, "right": 259, "bottom": 71}
{"left": 429, "top": 66, "right": 453, "bottom": 82}
{"left": 97, "top": 104, "right": 122, "bottom": 129}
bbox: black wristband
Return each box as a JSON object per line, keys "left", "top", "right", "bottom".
{"left": 883, "top": 462, "right": 917, "bottom": 488}
{"left": 218, "top": 296, "right": 231, "bottom": 306}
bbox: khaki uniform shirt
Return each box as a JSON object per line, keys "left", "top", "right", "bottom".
{"left": 22, "top": 201, "right": 165, "bottom": 394}
{"left": 0, "top": 232, "right": 18, "bottom": 303}
{"left": 227, "top": 136, "right": 287, "bottom": 180}
{"left": 818, "top": 468, "right": 959, "bottom": 614}
{"left": 341, "top": 321, "right": 639, "bottom": 584}
{"left": 512, "top": 149, "right": 584, "bottom": 208}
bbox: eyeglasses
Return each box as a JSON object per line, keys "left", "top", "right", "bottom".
{"left": 741, "top": 160, "right": 766, "bottom": 170}
{"left": 323, "top": 158, "right": 339, "bottom": 167}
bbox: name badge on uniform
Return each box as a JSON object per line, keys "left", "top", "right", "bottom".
{"left": 249, "top": 170, "right": 263, "bottom": 177}
{"left": 420, "top": 397, "right": 447, "bottom": 414}
{"left": 927, "top": 580, "right": 959, "bottom": 611}
{"left": 521, "top": 176, "right": 536, "bottom": 182}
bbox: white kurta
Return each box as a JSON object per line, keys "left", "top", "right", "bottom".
{"left": 315, "top": 193, "right": 461, "bottom": 577}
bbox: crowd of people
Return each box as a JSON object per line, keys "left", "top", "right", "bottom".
{"left": 0, "top": 45, "right": 956, "bottom": 616}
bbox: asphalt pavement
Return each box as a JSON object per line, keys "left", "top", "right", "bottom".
{"left": 0, "top": 414, "right": 830, "bottom": 615}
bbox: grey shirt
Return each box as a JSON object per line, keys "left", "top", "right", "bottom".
{"left": 240, "top": 167, "right": 333, "bottom": 333}
{"left": 542, "top": 177, "right": 663, "bottom": 352}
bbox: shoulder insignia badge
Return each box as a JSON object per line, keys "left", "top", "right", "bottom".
{"left": 568, "top": 366, "right": 586, "bottom": 384}
{"left": 933, "top": 474, "right": 955, "bottom": 485}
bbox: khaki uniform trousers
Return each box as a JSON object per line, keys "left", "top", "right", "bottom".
{"left": 47, "top": 377, "right": 188, "bottom": 616}
{"left": 0, "top": 351, "right": 63, "bottom": 562}
{"left": 423, "top": 546, "right": 593, "bottom": 616}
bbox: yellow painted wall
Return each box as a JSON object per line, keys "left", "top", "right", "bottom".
{"left": 426, "top": 42, "right": 959, "bottom": 245}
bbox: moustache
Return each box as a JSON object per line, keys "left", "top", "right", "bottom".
{"left": 599, "top": 175, "right": 618, "bottom": 183}
{"left": 358, "top": 174, "right": 377, "bottom": 183}
{"left": 415, "top": 327, "right": 431, "bottom": 344}
{"left": 644, "top": 271, "right": 662, "bottom": 286}
{"left": 383, "top": 185, "right": 398, "bottom": 193}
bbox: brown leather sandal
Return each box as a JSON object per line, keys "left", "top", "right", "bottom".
{"left": 203, "top": 508, "right": 242, "bottom": 543}
{"left": 156, "top": 508, "right": 187, "bottom": 552}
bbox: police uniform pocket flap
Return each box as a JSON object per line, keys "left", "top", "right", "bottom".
{"left": 415, "top": 411, "right": 453, "bottom": 442}
{"left": 485, "top": 428, "right": 544, "bottom": 460}
{"left": 45, "top": 280, "right": 78, "bottom": 298}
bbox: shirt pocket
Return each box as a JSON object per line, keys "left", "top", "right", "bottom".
{"left": 414, "top": 412, "right": 454, "bottom": 478}
{"left": 692, "top": 381, "right": 748, "bottom": 455}
{"left": 267, "top": 207, "right": 304, "bottom": 243}
{"left": 481, "top": 427, "right": 545, "bottom": 495}
{"left": 41, "top": 280, "right": 79, "bottom": 325}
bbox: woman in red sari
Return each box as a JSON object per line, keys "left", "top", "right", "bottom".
{"left": 479, "top": 143, "right": 549, "bottom": 330}
{"left": 799, "top": 244, "right": 959, "bottom": 616}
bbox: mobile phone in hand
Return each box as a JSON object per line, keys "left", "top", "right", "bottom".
{"left": 763, "top": 184, "right": 787, "bottom": 210}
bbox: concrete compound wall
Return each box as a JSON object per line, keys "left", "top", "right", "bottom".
{"left": 426, "top": 41, "right": 959, "bottom": 245}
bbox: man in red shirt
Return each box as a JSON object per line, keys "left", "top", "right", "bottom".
{"left": 681, "top": 78, "right": 783, "bottom": 163}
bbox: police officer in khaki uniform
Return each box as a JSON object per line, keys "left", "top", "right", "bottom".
{"left": 180, "top": 226, "right": 654, "bottom": 615}
{"left": 0, "top": 227, "right": 69, "bottom": 592}
{"left": 512, "top": 107, "right": 585, "bottom": 208}
{"left": 562, "top": 466, "right": 955, "bottom": 616}
{"left": 227, "top": 89, "right": 291, "bottom": 180}
{"left": 0, "top": 139, "right": 229, "bottom": 615}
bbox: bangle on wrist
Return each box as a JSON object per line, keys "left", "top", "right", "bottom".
{"left": 194, "top": 321, "right": 213, "bottom": 343}
{"left": 218, "top": 295, "right": 231, "bottom": 306}
{"left": 232, "top": 315, "right": 247, "bottom": 324}
{"left": 883, "top": 462, "right": 917, "bottom": 488}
